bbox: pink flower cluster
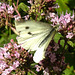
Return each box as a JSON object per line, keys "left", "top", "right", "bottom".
{"left": 47, "top": 12, "right": 75, "bottom": 39}
{"left": 50, "top": 12, "right": 74, "bottom": 28}
{"left": 35, "top": 65, "right": 42, "bottom": 72}
{"left": 14, "top": 15, "right": 29, "bottom": 21}
{"left": 0, "top": 39, "right": 20, "bottom": 75}
{"left": 0, "top": 2, "right": 14, "bottom": 14}
{"left": 0, "top": 2, "right": 14, "bottom": 27}
{"left": 2, "top": 61, "right": 19, "bottom": 75}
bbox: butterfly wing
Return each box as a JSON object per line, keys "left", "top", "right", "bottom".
{"left": 15, "top": 20, "right": 56, "bottom": 63}
{"left": 33, "top": 27, "right": 56, "bottom": 63}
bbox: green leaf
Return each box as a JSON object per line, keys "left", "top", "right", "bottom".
{"left": 8, "top": 34, "right": 17, "bottom": 40}
{"left": 28, "top": 72, "right": 32, "bottom": 75}
{"left": 63, "top": 0, "right": 70, "bottom": 4}
{"left": 31, "top": 63, "right": 37, "bottom": 67}
{"left": 65, "top": 45, "right": 68, "bottom": 50}
{"left": 0, "top": 33, "right": 17, "bottom": 47}
{"left": 56, "top": 0, "right": 70, "bottom": 14}
{"left": 63, "top": 0, "right": 75, "bottom": 9}
{"left": 60, "top": 40, "right": 65, "bottom": 47}
{"left": 67, "top": 41, "right": 74, "bottom": 47}
{"left": 0, "top": 37, "right": 5, "bottom": 47}
{"left": 62, "top": 66, "right": 75, "bottom": 75}
{"left": 18, "top": 3, "right": 29, "bottom": 12}
{"left": 54, "top": 33, "right": 63, "bottom": 43}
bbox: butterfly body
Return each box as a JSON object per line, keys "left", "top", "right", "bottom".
{"left": 15, "top": 20, "right": 56, "bottom": 63}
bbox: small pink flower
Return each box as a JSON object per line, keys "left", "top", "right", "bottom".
{"left": 14, "top": 51, "right": 20, "bottom": 58}
{"left": 14, "top": 15, "right": 21, "bottom": 21}
{"left": 35, "top": 65, "right": 41, "bottom": 72}
{"left": 1, "top": 3, "right": 6, "bottom": 10}
{"left": 2, "top": 66, "right": 14, "bottom": 75}
{"left": 61, "top": 20, "right": 67, "bottom": 27}
{"left": 10, "top": 39, "right": 14, "bottom": 43}
{"left": 69, "top": 25, "right": 72, "bottom": 29}
{"left": 7, "top": 43, "right": 12, "bottom": 48}
{"left": 24, "top": 15, "right": 29, "bottom": 20}
{"left": 7, "top": 6, "right": 14, "bottom": 14}
{"left": 13, "top": 61, "right": 20, "bottom": 69}
{"left": 41, "top": 12, "right": 45, "bottom": 16}
{"left": 1, "top": 47, "right": 6, "bottom": 51}
{"left": 67, "top": 25, "right": 73, "bottom": 30}
{"left": 49, "top": 53, "right": 56, "bottom": 63}
{"left": 13, "top": 43, "right": 18, "bottom": 48}
{"left": 27, "top": 0, "right": 33, "bottom": 4}
{"left": 71, "top": 10, "right": 74, "bottom": 19}
{"left": 4, "top": 52, "right": 11, "bottom": 59}
{"left": 66, "top": 32, "right": 74, "bottom": 39}
{"left": 64, "top": 12, "right": 71, "bottom": 23}
{"left": 0, "top": 8, "right": 4, "bottom": 12}
{"left": 13, "top": 43, "right": 21, "bottom": 49}
{"left": 49, "top": 13, "right": 55, "bottom": 18}
{"left": 53, "top": 43, "right": 59, "bottom": 51}
{"left": 0, "top": 60, "right": 8, "bottom": 71}
{"left": 8, "top": 66, "right": 14, "bottom": 71}
{"left": 51, "top": 16, "right": 59, "bottom": 25}
{"left": 2, "top": 69, "right": 10, "bottom": 75}
{"left": 0, "top": 53, "right": 4, "bottom": 59}
{"left": 58, "top": 25, "right": 63, "bottom": 30}
{"left": 43, "top": 70, "right": 49, "bottom": 75}
{"left": 11, "top": 54, "right": 14, "bottom": 57}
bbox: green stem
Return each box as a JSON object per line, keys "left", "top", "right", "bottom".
{"left": 28, "top": 69, "right": 37, "bottom": 75}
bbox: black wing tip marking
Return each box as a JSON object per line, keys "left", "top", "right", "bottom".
{"left": 39, "top": 28, "right": 56, "bottom": 47}
{"left": 19, "top": 31, "right": 21, "bottom": 33}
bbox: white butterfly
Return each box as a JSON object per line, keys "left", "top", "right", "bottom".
{"left": 15, "top": 20, "right": 57, "bottom": 63}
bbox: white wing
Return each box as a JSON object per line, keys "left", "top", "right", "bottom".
{"left": 15, "top": 20, "right": 56, "bottom": 63}
{"left": 33, "top": 27, "right": 56, "bottom": 63}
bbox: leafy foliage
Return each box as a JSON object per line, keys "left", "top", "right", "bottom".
{"left": 18, "top": 2, "right": 29, "bottom": 12}
{"left": 56, "top": 0, "right": 70, "bottom": 14}
{"left": 62, "top": 66, "right": 75, "bottom": 75}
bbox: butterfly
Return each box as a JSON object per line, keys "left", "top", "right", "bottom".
{"left": 15, "top": 20, "right": 57, "bottom": 63}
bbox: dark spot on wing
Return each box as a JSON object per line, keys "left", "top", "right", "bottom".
{"left": 25, "top": 26, "right": 29, "bottom": 29}
{"left": 28, "top": 32, "right": 32, "bottom": 35}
